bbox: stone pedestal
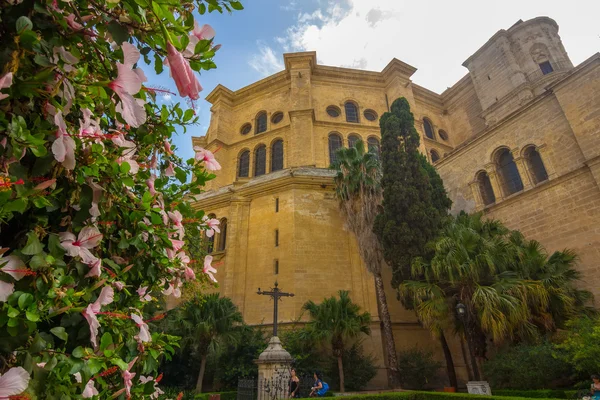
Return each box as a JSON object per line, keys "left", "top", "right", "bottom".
{"left": 467, "top": 381, "right": 492, "bottom": 395}
{"left": 256, "top": 336, "right": 293, "bottom": 400}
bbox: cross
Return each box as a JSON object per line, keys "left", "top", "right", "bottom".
{"left": 257, "top": 281, "right": 294, "bottom": 337}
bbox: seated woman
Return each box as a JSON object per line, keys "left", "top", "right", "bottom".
{"left": 309, "top": 372, "right": 323, "bottom": 398}
{"left": 591, "top": 375, "right": 600, "bottom": 400}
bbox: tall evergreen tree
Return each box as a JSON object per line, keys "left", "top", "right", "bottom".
{"left": 374, "top": 97, "right": 451, "bottom": 286}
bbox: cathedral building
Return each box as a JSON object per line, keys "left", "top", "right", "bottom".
{"left": 191, "top": 17, "right": 600, "bottom": 388}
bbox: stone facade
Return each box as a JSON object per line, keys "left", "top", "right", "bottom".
{"left": 191, "top": 17, "right": 600, "bottom": 389}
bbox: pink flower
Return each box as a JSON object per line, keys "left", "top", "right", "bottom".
{"left": 74, "top": 372, "right": 82, "bottom": 383}
{"left": 52, "top": 111, "right": 76, "bottom": 170}
{"left": 59, "top": 226, "right": 103, "bottom": 264}
{"left": 194, "top": 146, "right": 221, "bottom": 171}
{"left": 113, "top": 281, "right": 125, "bottom": 291}
{"left": 0, "top": 72, "right": 13, "bottom": 101}
{"left": 66, "top": 13, "right": 83, "bottom": 30}
{"left": 88, "top": 180, "right": 104, "bottom": 218}
{"left": 164, "top": 140, "right": 173, "bottom": 155}
{"left": 0, "top": 254, "right": 27, "bottom": 302}
{"left": 176, "top": 251, "right": 190, "bottom": 265}
{"left": 203, "top": 255, "right": 217, "bottom": 283}
{"left": 82, "top": 379, "right": 98, "bottom": 398}
{"left": 165, "top": 42, "right": 202, "bottom": 100}
{"left": 36, "top": 362, "right": 46, "bottom": 368}
{"left": 131, "top": 313, "right": 151, "bottom": 342}
{"left": 82, "top": 286, "right": 114, "bottom": 347}
{"left": 146, "top": 174, "right": 157, "bottom": 196}
{"left": 123, "top": 369, "right": 136, "bottom": 397}
{"left": 108, "top": 42, "right": 147, "bottom": 127}
{"left": 34, "top": 178, "right": 56, "bottom": 191}
{"left": 0, "top": 366, "right": 30, "bottom": 398}
{"left": 184, "top": 266, "right": 196, "bottom": 281}
{"left": 163, "top": 279, "right": 181, "bottom": 298}
{"left": 79, "top": 108, "right": 102, "bottom": 138}
{"left": 0, "top": 281, "right": 14, "bottom": 303}
{"left": 168, "top": 210, "right": 184, "bottom": 238}
{"left": 193, "top": 22, "right": 216, "bottom": 41}
{"left": 137, "top": 286, "right": 151, "bottom": 302}
{"left": 85, "top": 258, "right": 102, "bottom": 278}
{"left": 165, "top": 161, "right": 176, "bottom": 177}
{"left": 203, "top": 217, "right": 220, "bottom": 238}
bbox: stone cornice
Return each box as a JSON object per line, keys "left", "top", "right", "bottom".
{"left": 440, "top": 74, "right": 474, "bottom": 108}
{"left": 381, "top": 58, "right": 417, "bottom": 81}
{"left": 413, "top": 85, "right": 444, "bottom": 109}
{"left": 313, "top": 120, "right": 381, "bottom": 133}
{"left": 288, "top": 109, "right": 315, "bottom": 121}
{"left": 191, "top": 167, "right": 337, "bottom": 209}
{"left": 283, "top": 51, "right": 317, "bottom": 71}
{"left": 205, "top": 71, "right": 290, "bottom": 107}
{"left": 551, "top": 53, "right": 600, "bottom": 92}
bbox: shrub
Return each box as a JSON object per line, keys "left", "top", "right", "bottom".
{"left": 555, "top": 317, "right": 600, "bottom": 375}
{"left": 397, "top": 348, "right": 442, "bottom": 390}
{"left": 325, "top": 342, "right": 377, "bottom": 391}
{"left": 194, "top": 391, "right": 237, "bottom": 400}
{"left": 483, "top": 342, "right": 576, "bottom": 389}
{"left": 300, "top": 391, "right": 556, "bottom": 400}
{"left": 493, "top": 390, "right": 569, "bottom": 398}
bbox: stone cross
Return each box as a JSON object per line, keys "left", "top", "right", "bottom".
{"left": 257, "top": 281, "right": 294, "bottom": 337}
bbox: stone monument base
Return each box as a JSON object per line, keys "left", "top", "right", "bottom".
{"left": 256, "top": 336, "right": 293, "bottom": 400}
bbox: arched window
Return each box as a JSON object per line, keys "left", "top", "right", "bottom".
{"left": 496, "top": 148, "right": 523, "bottom": 196}
{"left": 206, "top": 214, "right": 216, "bottom": 253}
{"left": 367, "top": 137, "right": 380, "bottom": 157}
{"left": 524, "top": 146, "right": 548, "bottom": 185}
{"left": 476, "top": 171, "right": 496, "bottom": 206}
{"left": 254, "top": 145, "right": 266, "bottom": 176}
{"left": 238, "top": 150, "right": 250, "bottom": 178}
{"left": 438, "top": 130, "right": 449, "bottom": 141}
{"left": 328, "top": 133, "right": 343, "bottom": 166}
{"left": 271, "top": 139, "right": 284, "bottom": 172}
{"left": 430, "top": 150, "right": 440, "bottom": 163}
{"left": 217, "top": 218, "right": 227, "bottom": 251}
{"left": 348, "top": 134, "right": 360, "bottom": 148}
{"left": 345, "top": 102, "right": 359, "bottom": 123}
{"left": 423, "top": 118, "right": 434, "bottom": 140}
{"left": 255, "top": 112, "right": 267, "bottom": 134}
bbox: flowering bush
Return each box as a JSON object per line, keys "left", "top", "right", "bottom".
{"left": 0, "top": 0, "right": 242, "bottom": 397}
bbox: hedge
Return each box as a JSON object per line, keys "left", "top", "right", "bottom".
{"left": 311, "top": 391, "right": 557, "bottom": 400}
{"left": 194, "top": 391, "right": 238, "bottom": 400}
{"left": 493, "top": 390, "right": 579, "bottom": 399}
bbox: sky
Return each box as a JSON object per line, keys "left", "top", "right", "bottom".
{"left": 150, "top": 0, "right": 600, "bottom": 162}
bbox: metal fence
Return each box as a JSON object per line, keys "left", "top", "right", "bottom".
{"left": 238, "top": 374, "right": 316, "bottom": 400}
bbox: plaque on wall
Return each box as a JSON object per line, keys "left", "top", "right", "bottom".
{"left": 467, "top": 381, "right": 492, "bottom": 396}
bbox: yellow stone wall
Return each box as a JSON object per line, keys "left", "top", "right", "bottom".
{"left": 191, "top": 16, "right": 600, "bottom": 389}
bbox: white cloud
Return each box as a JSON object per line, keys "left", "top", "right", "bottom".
{"left": 248, "top": 41, "right": 285, "bottom": 77}
{"left": 256, "top": 0, "right": 600, "bottom": 93}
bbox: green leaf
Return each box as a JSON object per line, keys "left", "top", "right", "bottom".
{"left": 4, "top": 198, "right": 27, "bottom": 213}
{"left": 107, "top": 21, "right": 129, "bottom": 45}
{"left": 16, "top": 16, "right": 33, "bottom": 33}
{"left": 26, "top": 310, "right": 40, "bottom": 321}
{"left": 199, "top": 3, "right": 206, "bottom": 14}
{"left": 122, "top": 176, "right": 135, "bottom": 187}
{"left": 118, "top": 237, "right": 129, "bottom": 249}
{"left": 18, "top": 293, "right": 34, "bottom": 309}
{"left": 22, "top": 232, "right": 43, "bottom": 255}
{"left": 154, "top": 53, "right": 164, "bottom": 75}
{"left": 20, "top": 30, "right": 39, "bottom": 49}
{"left": 8, "top": 306, "right": 19, "bottom": 318}
{"left": 100, "top": 332, "right": 113, "bottom": 351}
{"left": 175, "top": 168, "right": 187, "bottom": 184}
{"left": 7, "top": 318, "right": 19, "bottom": 327}
{"left": 30, "top": 333, "right": 47, "bottom": 353}
{"left": 230, "top": 1, "right": 244, "bottom": 10}
{"left": 50, "top": 327, "right": 68, "bottom": 341}
{"left": 111, "top": 358, "right": 129, "bottom": 371}
{"left": 72, "top": 346, "right": 85, "bottom": 358}
{"left": 183, "top": 109, "right": 195, "bottom": 122}
{"left": 88, "top": 358, "right": 104, "bottom": 375}
{"left": 119, "top": 161, "right": 131, "bottom": 174}
{"left": 48, "top": 234, "right": 65, "bottom": 257}
{"left": 160, "top": 106, "right": 168, "bottom": 122}
{"left": 31, "top": 144, "right": 47, "bottom": 157}
{"left": 142, "top": 191, "right": 152, "bottom": 204}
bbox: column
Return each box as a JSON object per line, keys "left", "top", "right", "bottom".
{"left": 512, "top": 148, "right": 534, "bottom": 190}
{"left": 536, "top": 144, "right": 557, "bottom": 179}
{"left": 469, "top": 180, "right": 484, "bottom": 211}
{"left": 484, "top": 163, "right": 504, "bottom": 202}
{"left": 224, "top": 195, "right": 251, "bottom": 314}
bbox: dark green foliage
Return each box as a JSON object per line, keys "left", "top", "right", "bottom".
{"left": 326, "top": 343, "right": 378, "bottom": 391}
{"left": 374, "top": 97, "right": 451, "bottom": 286}
{"left": 210, "top": 326, "right": 268, "bottom": 390}
{"left": 294, "top": 391, "right": 556, "bottom": 400}
{"left": 280, "top": 326, "right": 327, "bottom": 377}
{"left": 555, "top": 316, "right": 600, "bottom": 375}
{"left": 397, "top": 348, "right": 443, "bottom": 390}
{"left": 194, "top": 391, "right": 238, "bottom": 400}
{"left": 492, "top": 390, "right": 578, "bottom": 399}
{"left": 483, "top": 342, "right": 577, "bottom": 389}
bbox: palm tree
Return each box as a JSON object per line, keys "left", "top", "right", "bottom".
{"left": 176, "top": 293, "right": 243, "bottom": 393}
{"left": 401, "top": 212, "right": 549, "bottom": 379}
{"left": 331, "top": 140, "right": 401, "bottom": 388}
{"left": 303, "top": 290, "right": 371, "bottom": 393}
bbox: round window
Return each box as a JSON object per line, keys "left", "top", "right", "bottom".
{"left": 364, "top": 109, "right": 378, "bottom": 121}
{"left": 326, "top": 106, "right": 341, "bottom": 118}
{"left": 240, "top": 123, "right": 252, "bottom": 135}
{"left": 438, "top": 130, "right": 449, "bottom": 141}
{"left": 271, "top": 112, "right": 284, "bottom": 124}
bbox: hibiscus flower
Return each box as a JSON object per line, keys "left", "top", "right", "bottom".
{"left": 0, "top": 367, "right": 30, "bottom": 398}
{"left": 82, "top": 379, "right": 98, "bottom": 398}
{"left": 52, "top": 111, "right": 76, "bottom": 170}
{"left": 108, "top": 42, "right": 147, "bottom": 127}
{"left": 60, "top": 226, "right": 103, "bottom": 265}
{"left": 131, "top": 313, "right": 151, "bottom": 343}
{"left": 0, "top": 72, "right": 13, "bottom": 101}
{"left": 82, "top": 286, "right": 114, "bottom": 347}
{"left": 0, "top": 253, "right": 27, "bottom": 302}
{"left": 194, "top": 146, "right": 221, "bottom": 171}
{"left": 203, "top": 255, "right": 217, "bottom": 283}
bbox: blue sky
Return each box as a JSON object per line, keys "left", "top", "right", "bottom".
{"left": 145, "top": 0, "right": 600, "bottom": 162}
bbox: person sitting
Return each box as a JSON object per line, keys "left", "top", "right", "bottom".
{"left": 309, "top": 372, "right": 328, "bottom": 397}
{"left": 591, "top": 375, "right": 600, "bottom": 400}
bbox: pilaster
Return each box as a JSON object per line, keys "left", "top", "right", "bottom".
{"left": 469, "top": 180, "right": 484, "bottom": 211}
{"left": 536, "top": 144, "right": 557, "bottom": 180}
{"left": 512, "top": 148, "right": 533, "bottom": 190}
{"left": 484, "top": 163, "right": 504, "bottom": 202}
{"left": 225, "top": 195, "right": 251, "bottom": 314}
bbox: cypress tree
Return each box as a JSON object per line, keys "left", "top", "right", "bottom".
{"left": 374, "top": 97, "right": 451, "bottom": 287}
